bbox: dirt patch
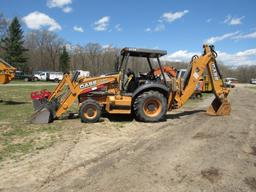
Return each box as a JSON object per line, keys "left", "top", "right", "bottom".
{"left": 192, "top": 132, "right": 216, "bottom": 139}
{"left": 244, "top": 177, "right": 256, "bottom": 191}
{"left": 0, "top": 86, "right": 256, "bottom": 192}
{"left": 250, "top": 146, "right": 256, "bottom": 155}
{"left": 201, "top": 167, "right": 222, "bottom": 183}
{"left": 242, "top": 145, "right": 256, "bottom": 156}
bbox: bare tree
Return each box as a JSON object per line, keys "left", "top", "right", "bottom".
{"left": 0, "top": 13, "right": 8, "bottom": 39}
{"left": 84, "top": 43, "right": 102, "bottom": 75}
{"left": 24, "top": 30, "right": 64, "bottom": 72}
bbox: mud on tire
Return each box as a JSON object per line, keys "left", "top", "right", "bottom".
{"left": 133, "top": 91, "right": 167, "bottom": 122}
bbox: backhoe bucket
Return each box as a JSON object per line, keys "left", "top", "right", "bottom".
{"left": 30, "top": 107, "right": 52, "bottom": 124}
{"left": 207, "top": 97, "right": 231, "bottom": 116}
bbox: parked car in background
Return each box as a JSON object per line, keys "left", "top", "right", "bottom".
{"left": 15, "top": 71, "right": 33, "bottom": 81}
{"left": 75, "top": 70, "right": 90, "bottom": 78}
{"left": 250, "top": 78, "right": 256, "bottom": 84}
{"left": 224, "top": 78, "right": 235, "bottom": 88}
{"left": 225, "top": 77, "right": 238, "bottom": 84}
{"left": 33, "top": 71, "right": 63, "bottom": 82}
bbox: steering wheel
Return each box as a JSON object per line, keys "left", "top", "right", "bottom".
{"left": 147, "top": 69, "right": 156, "bottom": 80}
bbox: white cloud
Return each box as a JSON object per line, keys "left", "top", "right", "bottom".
{"left": 162, "top": 49, "right": 256, "bottom": 66}
{"left": 224, "top": 15, "right": 245, "bottom": 25}
{"left": 233, "top": 31, "right": 256, "bottom": 40}
{"left": 206, "top": 31, "right": 239, "bottom": 44}
{"left": 115, "top": 24, "right": 122, "bottom": 32}
{"left": 206, "top": 18, "right": 212, "bottom": 23}
{"left": 47, "top": 0, "right": 73, "bottom": 13}
{"left": 145, "top": 10, "right": 188, "bottom": 33}
{"left": 161, "top": 10, "right": 189, "bottom": 23}
{"left": 206, "top": 31, "right": 256, "bottom": 44}
{"left": 145, "top": 28, "right": 151, "bottom": 32}
{"left": 63, "top": 6, "right": 72, "bottom": 13}
{"left": 47, "top": 0, "right": 72, "bottom": 8}
{"left": 22, "top": 11, "right": 61, "bottom": 31}
{"left": 217, "top": 49, "right": 256, "bottom": 66}
{"left": 73, "top": 26, "right": 84, "bottom": 32}
{"left": 94, "top": 16, "right": 110, "bottom": 31}
{"left": 154, "top": 24, "right": 165, "bottom": 32}
{"left": 163, "top": 50, "right": 200, "bottom": 62}
{"left": 102, "top": 44, "right": 113, "bottom": 49}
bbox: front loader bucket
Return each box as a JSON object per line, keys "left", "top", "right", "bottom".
{"left": 32, "top": 98, "right": 49, "bottom": 111}
{"left": 30, "top": 100, "right": 58, "bottom": 124}
{"left": 207, "top": 97, "right": 231, "bottom": 116}
{"left": 30, "top": 107, "right": 52, "bottom": 124}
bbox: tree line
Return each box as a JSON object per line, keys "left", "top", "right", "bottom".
{"left": 0, "top": 14, "right": 255, "bottom": 82}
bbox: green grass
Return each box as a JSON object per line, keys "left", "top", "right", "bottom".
{"left": 184, "top": 92, "right": 213, "bottom": 108}
{"left": 0, "top": 84, "right": 63, "bottom": 162}
{"left": 9, "top": 79, "right": 57, "bottom": 84}
{"left": 247, "top": 86, "right": 256, "bottom": 90}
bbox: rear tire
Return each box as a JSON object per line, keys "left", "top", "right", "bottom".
{"left": 133, "top": 91, "right": 167, "bottom": 122}
{"left": 79, "top": 99, "right": 102, "bottom": 123}
{"left": 33, "top": 77, "right": 39, "bottom": 81}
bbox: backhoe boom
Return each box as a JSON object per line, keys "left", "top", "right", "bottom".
{"left": 174, "top": 45, "right": 230, "bottom": 115}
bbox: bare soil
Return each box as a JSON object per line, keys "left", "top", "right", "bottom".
{"left": 0, "top": 85, "right": 256, "bottom": 192}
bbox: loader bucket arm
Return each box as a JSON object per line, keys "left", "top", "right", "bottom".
{"left": 31, "top": 72, "right": 118, "bottom": 124}
{"left": 174, "top": 44, "right": 231, "bottom": 116}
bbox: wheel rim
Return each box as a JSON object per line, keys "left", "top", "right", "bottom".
{"left": 143, "top": 98, "right": 162, "bottom": 117}
{"left": 83, "top": 105, "right": 97, "bottom": 119}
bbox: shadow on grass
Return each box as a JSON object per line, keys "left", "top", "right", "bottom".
{"left": 103, "top": 113, "right": 134, "bottom": 122}
{"left": 166, "top": 109, "right": 205, "bottom": 119}
{"left": 55, "top": 109, "right": 205, "bottom": 123}
{"left": 1, "top": 100, "right": 30, "bottom": 105}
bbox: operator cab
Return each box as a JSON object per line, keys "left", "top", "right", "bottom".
{"left": 118, "top": 47, "right": 167, "bottom": 93}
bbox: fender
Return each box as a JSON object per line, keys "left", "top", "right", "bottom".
{"left": 132, "top": 82, "right": 169, "bottom": 100}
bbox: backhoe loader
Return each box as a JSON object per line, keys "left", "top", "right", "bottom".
{"left": 0, "top": 58, "right": 16, "bottom": 84}
{"left": 31, "top": 44, "right": 231, "bottom": 124}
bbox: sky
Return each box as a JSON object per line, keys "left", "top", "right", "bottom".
{"left": 1, "top": 0, "right": 256, "bottom": 66}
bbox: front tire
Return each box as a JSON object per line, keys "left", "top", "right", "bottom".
{"left": 133, "top": 91, "right": 167, "bottom": 122}
{"left": 79, "top": 99, "right": 102, "bottom": 123}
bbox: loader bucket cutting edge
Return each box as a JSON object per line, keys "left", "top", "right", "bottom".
{"left": 30, "top": 107, "right": 52, "bottom": 124}
{"left": 207, "top": 97, "right": 231, "bottom": 116}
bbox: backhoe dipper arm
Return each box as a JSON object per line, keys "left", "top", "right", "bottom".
{"left": 174, "top": 45, "right": 231, "bottom": 115}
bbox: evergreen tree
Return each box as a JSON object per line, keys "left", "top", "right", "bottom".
{"left": 59, "top": 46, "right": 70, "bottom": 72}
{"left": 1, "top": 17, "right": 27, "bottom": 69}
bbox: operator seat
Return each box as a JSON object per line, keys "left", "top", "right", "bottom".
{"left": 124, "top": 68, "right": 137, "bottom": 93}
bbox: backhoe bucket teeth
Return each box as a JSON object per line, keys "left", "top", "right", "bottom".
{"left": 207, "top": 97, "right": 231, "bottom": 116}
{"left": 30, "top": 107, "right": 52, "bottom": 124}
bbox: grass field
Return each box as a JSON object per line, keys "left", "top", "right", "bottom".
{"left": 0, "top": 82, "right": 211, "bottom": 163}
{"left": 0, "top": 83, "right": 65, "bottom": 162}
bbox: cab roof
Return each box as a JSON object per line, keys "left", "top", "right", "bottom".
{"left": 121, "top": 47, "right": 167, "bottom": 58}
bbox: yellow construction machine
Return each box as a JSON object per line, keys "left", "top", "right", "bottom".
{"left": 31, "top": 44, "right": 231, "bottom": 124}
{"left": 0, "top": 58, "right": 16, "bottom": 84}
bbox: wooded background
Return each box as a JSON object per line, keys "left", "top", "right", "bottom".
{"left": 0, "top": 15, "right": 255, "bottom": 83}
